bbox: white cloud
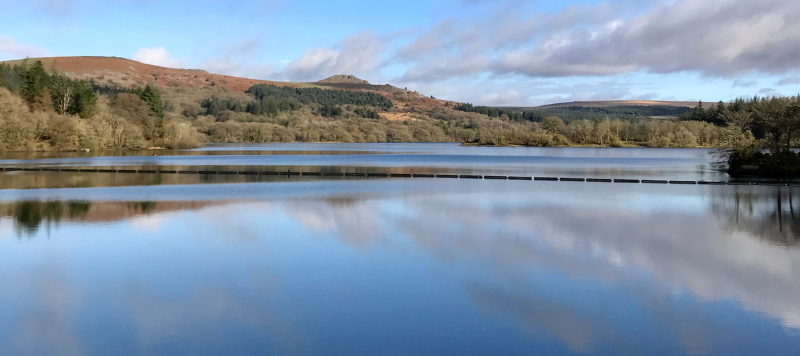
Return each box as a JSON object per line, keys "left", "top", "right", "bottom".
{"left": 282, "top": 30, "right": 386, "bottom": 82}
{"left": 391, "top": 0, "right": 800, "bottom": 80}
{"left": 0, "top": 35, "right": 51, "bottom": 59}
{"left": 131, "top": 47, "right": 187, "bottom": 68}
{"left": 283, "top": 48, "right": 340, "bottom": 80}
{"left": 478, "top": 89, "right": 522, "bottom": 106}
{"left": 197, "top": 40, "right": 275, "bottom": 79}
{"left": 0, "top": 217, "right": 13, "bottom": 240}
{"left": 129, "top": 214, "right": 166, "bottom": 233}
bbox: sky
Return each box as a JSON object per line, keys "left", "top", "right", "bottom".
{"left": 2, "top": 0, "right": 800, "bottom": 106}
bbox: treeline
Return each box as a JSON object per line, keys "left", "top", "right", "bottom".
{"left": 200, "top": 84, "right": 392, "bottom": 118}
{"left": 680, "top": 101, "right": 730, "bottom": 126}
{"left": 0, "top": 60, "right": 204, "bottom": 151}
{"left": 453, "top": 102, "right": 692, "bottom": 122}
{"left": 452, "top": 103, "right": 546, "bottom": 122}
{"left": 429, "top": 108, "right": 735, "bottom": 147}
{"left": 1, "top": 60, "right": 97, "bottom": 118}
{"left": 540, "top": 105, "right": 691, "bottom": 121}
{"left": 247, "top": 84, "right": 394, "bottom": 109}
{"left": 187, "top": 103, "right": 733, "bottom": 148}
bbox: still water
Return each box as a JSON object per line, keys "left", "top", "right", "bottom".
{"left": 0, "top": 143, "right": 725, "bottom": 183}
{"left": 1, "top": 144, "right": 798, "bottom": 356}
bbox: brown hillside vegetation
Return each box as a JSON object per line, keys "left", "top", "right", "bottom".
{"left": 0, "top": 56, "right": 448, "bottom": 111}
{"left": 1, "top": 56, "right": 298, "bottom": 92}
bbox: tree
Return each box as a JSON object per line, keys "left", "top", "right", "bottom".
{"left": 50, "top": 72, "right": 74, "bottom": 115}
{"left": 752, "top": 97, "right": 788, "bottom": 154}
{"left": 593, "top": 118, "right": 611, "bottom": 145}
{"left": 0, "top": 65, "right": 6, "bottom": 89}
{"left": 689, "top": 101, "right": 707, "bottom": 122}
{"left": 69, "top": 80, "right": 97, "bottom": 118}
{"left": 541, "top": 116, "right": 565, "bottom": 134}
{"left": 30, "top": 87, "right": 53, "bottom": 113}
{"left": 20, "top": 60, "right": 50, "bottom": 105}
{"left": 721, "top": 107, "right": 753, "bottom": 133}
{"left": 785, "top": 96, "right": 800, "bottom": 150}
{"left": 112, "top": 93, "right": 159, "bottom": 141}
{"left": 135, "top": 84, "right": 165, "bottom": 119}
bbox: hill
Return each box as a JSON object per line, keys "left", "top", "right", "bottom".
{"left": 0, "top": 56, "right": 300, "bottom": 92}
{"left": 0, "top": 57, "right": 701, "bottom": 113}
{"left": 0, "top": 56, "right": 735, "bottom": 152}
{"left": 0, "top": 56, "right": 444, "bottom": 111}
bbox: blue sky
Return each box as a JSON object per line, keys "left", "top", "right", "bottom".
{"left": 2, "top": 0, "right": 800, "bottom": 105}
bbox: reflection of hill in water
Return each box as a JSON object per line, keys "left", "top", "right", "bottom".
{"left": 0, "top": 201, "right": 214, "bottom": 237}
{"left": 710, "top": 189, "right": 800, "bottom": 247}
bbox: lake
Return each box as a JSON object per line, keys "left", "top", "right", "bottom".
{"left": 1, "top": 144, "right": 798, "bottom": 356}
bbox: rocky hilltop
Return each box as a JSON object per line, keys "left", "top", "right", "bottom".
{"left": 317, "top": 75, "right": 370, "bottom": 85}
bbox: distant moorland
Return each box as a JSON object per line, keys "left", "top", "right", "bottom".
{"left": 0, "top": 56, "right": 761, "bottom": 152}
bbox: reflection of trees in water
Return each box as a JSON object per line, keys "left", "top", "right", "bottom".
{"left": 7, "top": 201, "right": 91, "bottom": 237}
{"left": 0, "top": 200, "right": 213, "bottom": 238}
{"left": 136, "top": 201, "right": 158, "bottom": 214}
{"left": 710, "top": 188, "right": 800, "bottom": 246}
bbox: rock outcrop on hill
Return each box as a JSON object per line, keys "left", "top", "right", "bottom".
{"left": 317, "top": 75, "right": 370, "bottom": 85}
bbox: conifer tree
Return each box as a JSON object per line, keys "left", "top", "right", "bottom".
{"left": 50, "top": 72, "right": 74, "bottom": 114}
{"left": 0, "top": 64, "right": 7, "bottom": 90}
{"left": 135, "top": 84, "right": 165, "bottom": 119}
{"left": 21, "top": 60, "right": 50, "bottom": 104}
{"left": 69, "top": 81, "right": 97, "bottom": 118}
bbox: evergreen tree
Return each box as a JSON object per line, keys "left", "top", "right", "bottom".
{"left": 20, "top": 60, "right": 50, "bottom": 104}
{"left": 50, "top": 71, "right": 74, "bottom": 114}
{"left": 318, "top": 104, "right": 343, "bottom": 117}
{"left": 688, "top": 101, "right": 706, "bottom": 122}
{"left": 0, "top": 63, "right": 23, "bottom": 92}
{"left": 0, "top": 64, "right": 7, "bottom": 90}
{"left": 135, "top": 84, "right": 165, "bottom": 119}
{"left": 69, "top": 80, "right": 97, "bottom": 118}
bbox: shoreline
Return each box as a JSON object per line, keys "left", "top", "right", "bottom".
{"left": 0, "top": 141, "right": 727, "bottom": 153}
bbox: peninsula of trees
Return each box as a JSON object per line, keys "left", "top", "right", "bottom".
{"left": 679, "top": 97, "right": 800, "bottom": 177}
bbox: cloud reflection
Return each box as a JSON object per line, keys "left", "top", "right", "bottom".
{"left": 2, "top": 185, "right": 800, "bottom": 355}
{"left": 272, "top": 188, "right": 800, "bottom": 353}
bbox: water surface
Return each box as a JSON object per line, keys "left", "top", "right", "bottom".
{"left": 0, "top": 143, "right": 724, "bottom": 187}
{"left": 1, "top": 144, "right": 798, "bottom": 356}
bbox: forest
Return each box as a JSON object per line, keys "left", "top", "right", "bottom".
{"left": 0, "top": 60, "right": 745, "bottom": 152}
{"left": 454, "top": 103, "right": 692, "bottom": 122}
{"left": 200, "top": 84, "right": 389, "bottom": 118}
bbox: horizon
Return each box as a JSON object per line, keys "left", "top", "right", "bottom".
{"left": 2, "top": 0, "right": 800, "bottom": 105}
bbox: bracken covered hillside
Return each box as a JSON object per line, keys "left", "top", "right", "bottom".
{"left": 0, "top": 56, "right": 300, "bottom": 92}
